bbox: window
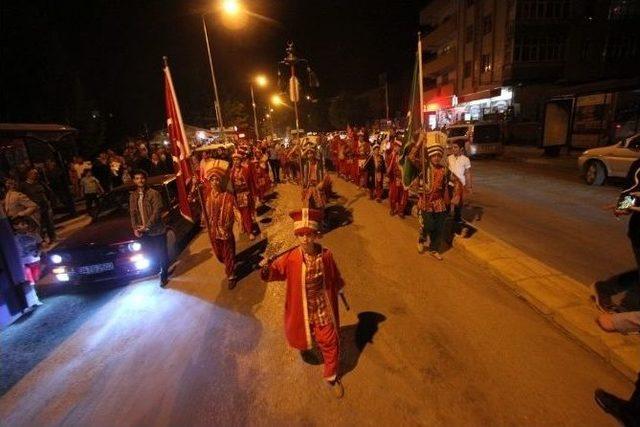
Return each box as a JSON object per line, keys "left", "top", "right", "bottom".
{"left": 517, "top": 0, "right": 570, "bottom": 20}
{"left": 627, "top": 135, "right": 640, "bottom": 149}
{"left": 465, "top": 25, "right": 474, "bottom": 43}
{"left": 463, "top": 61, "right": 472, "bottom": 78}
{"left": 605, "top": 35, "right": 640, "bottom": 61}
{"left": 481, "top": 54, "right": 492, "bottom": 72}
{"left": 514, "top": 35, "right": 566, "bottom": 62}
{"left": 483, "top": 15, "right": 492, "bottom": 35}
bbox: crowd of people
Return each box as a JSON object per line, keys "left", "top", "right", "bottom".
{"left": 187, "top": 126, "right": 474, "bottom": 398}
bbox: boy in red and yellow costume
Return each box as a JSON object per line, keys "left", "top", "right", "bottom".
{"left": 204, "top": 165, "right": 238, "bottom": 289}
{"left": 260, "top": 208, "right": 346, "bottom": 398}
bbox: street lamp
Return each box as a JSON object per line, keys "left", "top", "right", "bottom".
{"left": 250, "top": 74, "right": 268, "bottom": 140}
{"left": 202, "top": 0, "right": 244, "bottom": 140}
{"left": 221, "top": 0, "right": 241, "bottom": 15}
{"left": 271, "top": 94, "right": 284, "bottom": 106}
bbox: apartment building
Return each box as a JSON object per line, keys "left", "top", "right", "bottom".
{"left": 420, "top": 0, "right": 640, "bottom": 146}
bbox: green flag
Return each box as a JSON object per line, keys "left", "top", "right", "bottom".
{"left": 401, "top": 52, "right": 422, "bottom": 188}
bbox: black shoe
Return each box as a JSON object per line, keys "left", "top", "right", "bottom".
{"left": 160, "top": 269, "right": 169, "bottom": 288}
{"left": 594, "top": 389, "right": 638, "bottom": 426}
{"left": 228, "top": 277, "right": 237, "bottom": 290}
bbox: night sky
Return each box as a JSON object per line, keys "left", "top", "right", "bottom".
{"left": 1, "top": 0, "right": 426, "bottom": 138}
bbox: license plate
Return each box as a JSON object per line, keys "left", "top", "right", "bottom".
{"left": 77, "top": 262, "right": 114, "bottom": 275}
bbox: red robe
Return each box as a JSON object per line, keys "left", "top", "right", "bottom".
{"left": 261, "top": 246, "right": 345, "bottom": 350}
{"left": 230, "top": 163, "right": 257, "bottom": 235}
{"left": 387, "top": 152, "right": 408, "bottom": 215}
{"left": 205, "top": 190, "right": 236, "bottom": 277}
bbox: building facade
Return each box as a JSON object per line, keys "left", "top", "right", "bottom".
{"left": 420, "top": 0, "right": 640, "bottom": 146}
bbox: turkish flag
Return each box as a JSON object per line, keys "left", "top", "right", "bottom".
{"left": 164, "top": 61, "right": 194, "bottom": 222}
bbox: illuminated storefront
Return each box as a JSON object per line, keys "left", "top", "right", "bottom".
{"left": 424, "top": 87, "right": 514, "bottom": 129}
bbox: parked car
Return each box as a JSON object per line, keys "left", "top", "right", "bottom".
{"left": 445, "top": 122, "right": 504, "bottom": 158}
{"left": 578, "top": 133, "right": 640, "bottom": 185}
{"left": 47, "top": 174, "right": 199, "bottom": 284}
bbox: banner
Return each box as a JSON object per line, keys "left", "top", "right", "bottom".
{"left": 164, "top": 59, "right": 194, "bottom": 222}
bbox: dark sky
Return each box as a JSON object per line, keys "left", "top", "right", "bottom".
{"left": 1, "top": 0, "right": 426, "bottom": 136}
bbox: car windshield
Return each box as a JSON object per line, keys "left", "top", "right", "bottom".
{"left": 474, "top": 124, "right": 501, "bottom": 143}
{"left": 447, "top": 127, "right": 469, "bottom": 137}
{"left": 95, "top": 189, "right": 131, "bottom": 219}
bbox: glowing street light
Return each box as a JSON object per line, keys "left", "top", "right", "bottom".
{"left": 221, "top": 0, "right": 241, "bottom": 15}
{"left": 271, "top": 94, "right": 283, "bottom": 106}
{"left": 251, "top": 74, "right": 269, "bottom": 139}
{"left": 255, "top": 74, "right": 268, "bottom": 87}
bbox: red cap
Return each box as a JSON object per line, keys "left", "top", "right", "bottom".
{"left": 289, "top": 208, "right": 323, "bottom": 235}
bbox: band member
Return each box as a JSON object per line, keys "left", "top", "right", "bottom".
{"left": 302, "top": 148, "right": 326, "bottom": 209}
{"left": 129, "top": 170, "right": 170, "bottom": 287}
{"left": 357, "top": 144, "right": 369, "bottom": 190}
{"left": 447, "top": 140, "right": 472, "bottom": 234}
{"left": 387, "top": 139, "right": 408, "bottom": 217}
{"left": 230, "top": 146, "right": 260, "bottom": 240}
{"left": 409, "top": 142, "right": 450, "bottom": 261}
{"left": 205, "top": 164, "right": 238, "bottom": 289}
{"left": 365, "top": 143, "right": 386, "bottom": 202}
{"left": 260, "top": 208, "right": 346, "bottom": 398}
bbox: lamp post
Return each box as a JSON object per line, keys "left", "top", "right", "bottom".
{"left": 202, "top": 15, "right": 225, "bottom": 135}
{"left": 201, "top": 0, "right": 243, "bottom": 140}
{"left": 250, "top": 74, "right": 268, "bottom": 140}
{"left": 278, "top": 42, "right": 318, "bottom": 152}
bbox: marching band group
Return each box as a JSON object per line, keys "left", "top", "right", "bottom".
{"left": 190, "top": 126, "right": 473, "bottom": 398}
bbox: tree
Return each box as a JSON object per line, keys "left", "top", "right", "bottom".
{"left": 221, "top": 99, "right": 250, "bottom": 130}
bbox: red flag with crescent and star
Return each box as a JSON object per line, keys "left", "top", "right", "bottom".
{"left": 164, "top": 59, "right": 194, "bottom": 222}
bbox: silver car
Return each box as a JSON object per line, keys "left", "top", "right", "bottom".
{"left": 578, "top": 133, "right": 640, "bottom": 185}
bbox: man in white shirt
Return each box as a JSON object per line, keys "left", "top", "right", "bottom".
{"left": 447, "top": 140, "right": 472, "bottom": 231}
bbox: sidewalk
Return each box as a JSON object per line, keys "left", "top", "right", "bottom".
{"left": 454, "top": 226, "right": 639, "bottom": 381}
{"left": 501, "top": 145, "right": 580, "bottom": 172}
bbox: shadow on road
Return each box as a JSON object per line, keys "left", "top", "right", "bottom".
{"left": 339, "top": 311, "right": 387, "bottom": 378}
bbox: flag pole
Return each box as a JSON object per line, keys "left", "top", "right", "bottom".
{"left": 163, "top": 56, "right": 215, "bottom": 250}
{"left": 417, "top": 32, "right": 427, "bottom": 194}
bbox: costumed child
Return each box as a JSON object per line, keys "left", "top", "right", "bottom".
{"left": 259, "top": 208, "right": 346, "bottom": 398}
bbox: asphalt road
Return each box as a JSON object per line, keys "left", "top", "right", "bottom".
{"left": 0, "top": 177, "right": 633, "bottom": 426}
{"left": 468, "top": 159, "right": 634, "bottom": 286}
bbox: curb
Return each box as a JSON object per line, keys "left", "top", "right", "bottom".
{"left": 454, "top": 227, "right": 639, "bottom": 381}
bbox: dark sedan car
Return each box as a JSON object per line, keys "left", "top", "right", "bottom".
{"left": 47, "top": 175, "right": 199, "bottom": 284}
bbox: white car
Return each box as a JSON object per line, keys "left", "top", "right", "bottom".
{"left": 445, "top": 122, "right": 503, "bottom": 158}
{"left": 578, "top": 133, "right": 640, "bottom": 185}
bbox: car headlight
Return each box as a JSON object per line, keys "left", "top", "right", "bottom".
{"left": 128, "top": 242, "right": 142, "bottom": 252}
{"left": 50, "top": 254, "right": 63, "bottom": 264}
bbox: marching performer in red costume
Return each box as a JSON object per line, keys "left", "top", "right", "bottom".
{"left": 260, "top": 208, "right": 346, "bottom": 398}
{"left": 365, "top": 143, "right": 386, "bottom": 202}
{"left": 230, "top": 146, "right": 260, "bottom": 240}
{"left": 301, "top": 148, "right": 326, "bottom": 210}
{"left": 204, "top": 164, "right": 238, "bottom": 289}
{"left": 387, "top": 138, "right": 408, "bottom": 217}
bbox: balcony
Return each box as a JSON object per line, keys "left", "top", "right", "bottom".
{"left": 422, "top": 16, "right": 457, "bottom": 49}
{"left": 423, "top": 49, "right": 456, "bottom": 77}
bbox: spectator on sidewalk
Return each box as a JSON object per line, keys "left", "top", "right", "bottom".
{"left": 92, "top": 153, "right": 112, "bottom": 193}
{"left": 21, "top": 169, "right": 56, "bottom": 242}
{"left": 448, "top": 140, "right": 472, "bottom": 234}
{"left": 3, "top": 178, "right": 40, "bottom": 229}
{"left": 11, "top": 216, "right": 43, "bottom": 309}
{"left": 80, "top": 169, "right": 104, "bottom": 217}
{"left": 269, "top": 143, "right": 281, "bottom": 183}
{"left": 150, "top": 152, "right": 166, "bottom": 176}
{"left": 594, "top": 312, "right": 640, "bottom": 424}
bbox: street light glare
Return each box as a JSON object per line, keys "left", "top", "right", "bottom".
{"left": 271, "top": 94, "right": 283, "bottom": 105}
{"left": 221, "top": 0, "right": 241, "bottom": 15}
{"left": 255, "top": 75, "right": 268, "bottom": 87}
